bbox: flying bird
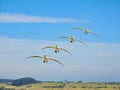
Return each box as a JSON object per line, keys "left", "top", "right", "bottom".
{"left": 27, "top": 55, "right": 64, "bottom": 66}
{"left": 59, "top": 36, "right": 86, "bottom": 46}
{"left": 72, "top": 27, "right": 99, "bottom": 38}
{"left": 42, "top": 45, "right": 71, "bottom": 55}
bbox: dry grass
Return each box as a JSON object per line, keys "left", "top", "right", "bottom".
{"left": 1, "top": 82, "right": 120, "bottom": 90}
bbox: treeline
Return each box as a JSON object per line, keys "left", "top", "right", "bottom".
{"left": 0, "top": 79, "right": 13, "bottom": 83}
{"left": 83, "top": 82, "right": 120, "bottom": 85}
{"left": 11, "top": 77, "right": 36, "bottom": 86}
{"left": 1, "top": 77, "right": 120, "bottom": 86}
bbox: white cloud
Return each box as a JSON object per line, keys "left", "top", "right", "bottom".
{"left": 0, "top": 12, "right": 80, "bottom": 23}
{"left": 0, "top": 36, "right": 120, "bottom": 81}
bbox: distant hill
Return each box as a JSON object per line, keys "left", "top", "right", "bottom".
{"left": 0, "top": 79, "right": 14, "bottom": 83}
{"left": 11, "top": 77, "right": 37, "bottom": 86}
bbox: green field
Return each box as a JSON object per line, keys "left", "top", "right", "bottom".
{"left": 1, "top": 82, "right": 120, "bottom": 90}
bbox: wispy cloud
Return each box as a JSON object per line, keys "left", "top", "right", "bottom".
{"left": 0, "top": 12, "right": 81, "bottom": 23}
{"left": 0, "top": 36, "right": 120, "bottom": 81}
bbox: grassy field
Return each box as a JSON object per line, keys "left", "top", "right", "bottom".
{"left": 0, "top": 82, "right": 120, "bottom": 90}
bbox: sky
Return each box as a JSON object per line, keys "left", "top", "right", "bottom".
{"left": 0, "top": 0, "right": 120, "bottom": 82}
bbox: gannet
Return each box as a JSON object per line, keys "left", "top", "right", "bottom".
{"left": 72, "top": 27, "right": 99, "bottom": 38}
{"left": 59, "top": 36, "right": 86, "bottom": 46}
{"left": 42, "top": 45, "right": 71, "bottom": 55}
{"left": 27, "top": 55, "right": 64, "bottom": 66}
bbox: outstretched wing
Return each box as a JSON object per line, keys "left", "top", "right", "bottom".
{"left": 27, "top": 56, "right": 43, "bottom": 58}
{"left": 72, "top": 27, "right": 85, "bottom": 31}
{"left": 59, "top": 48, "right": 72, "bottom": 55}
{"left": 74, "top": 38, "right": 87, "bottom": 46}
{"left": 41, "top": 46, "right": 55, "bottom": 50}
{"left": 48, "top": 58, "right": 64, "bottom": 66}
{"left": 58, "top": 36, "right": 70, "bottom": 39}
{"left": 89, "top": 31, "right": 100, "bottom": 38}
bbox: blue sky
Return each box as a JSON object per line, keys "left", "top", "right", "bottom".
{"left": 0, "top": 0, "right": 120, "bottom": 42}
{"left": 0, "top": 0, "right": 120, "bottom": 82}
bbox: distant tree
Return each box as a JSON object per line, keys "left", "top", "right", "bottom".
{"left": 11, "top": 77, "right": 36, "bottom": 86}
{"left": 64, "top": 80, "right": 67, "bottom": 83}
{"left": 77, "top": 81, "right": 82, "bottom": 83}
